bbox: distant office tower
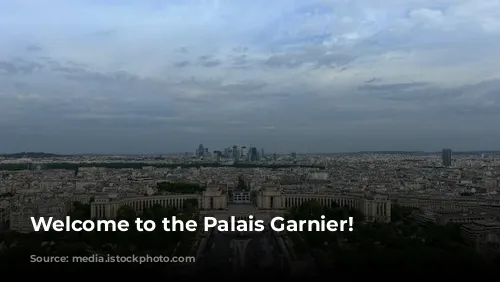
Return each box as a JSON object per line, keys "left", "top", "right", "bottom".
{"left": 214, "top": 151, "right": 222, "bottom": 162}
{"left": 291, "top": 152, "right": 297, "bottom": 159}
{"left": 260, "top": 148, "right": 265, "bottom": 158}
{"left": 232, "top": 145, "right": 238, "bottom": 159}
{"left": 251, "top": 147, "right": 258, "bottom": 162}
{"left": 442, "top": 149, "right": 452, "bottom": 166}
{"left": 198, "top": 144, "right": 204, "bottom": 157}
{"left": 246, "top": 147, "right": 252, "bottom": 161}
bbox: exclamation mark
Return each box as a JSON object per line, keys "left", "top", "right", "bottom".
{"left": 348, "top": 217, "right": 353, "bottom": 231}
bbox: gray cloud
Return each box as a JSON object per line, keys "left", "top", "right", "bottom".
{"left": 365, "top": 77, "right": 381, "bottom": 84}
{"left": 93, "top": 29, "right": 117, "bottom": 38}
{"left": 232, "top": 55, "right": 247, "bottom": 65}
{"left": 198, "top": 55, "right": 212, "bottom": 61}
{"left": 233, "top": 46, "right": 248, "bottom": 53}
{"left": 195, "top": 55, "right": 222, "bottom": 67}
{"left": 0, "top": 59, "right": 43, "bottom": 75}
{"left": 26, "top": 44, "right": 43, "bottom": 52}
{"left": 175, "top": 47, "right": 189, "bottom": 53}
{"left": 201, "top": 60, "right": 221, "bottom": 67}
{"left": 1, "top": 62, "right": 500, "bottom": 153}
{"left": 174, "top": 61, "right": 190, "bottom": 68}
{"left": 264, "top": 48, "right": 356, "bottom": 69}
{"left": 1, "top": 0, "right": 500, "bottom": 153}
{"left": 358, "top": 82, "right": 428, "bottom": 92}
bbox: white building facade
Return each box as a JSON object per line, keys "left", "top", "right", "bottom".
{"left": 90, "top": 186, "right": 391, "bottom": 222}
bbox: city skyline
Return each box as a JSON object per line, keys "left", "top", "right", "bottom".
{"left": 1, "top": 0, "right": 500, "bottom": 153}
{"left": 2, "top": 150, "right": 500, "bottom": 275}
{"left": 2, "top": 144, "right": 500, "bottom": 155}
{"left": 3, "top": 147, "right": 500, "bottom": 157}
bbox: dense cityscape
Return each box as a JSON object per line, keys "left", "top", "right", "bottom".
{"left": 3, "top": 0, "right": 500, "bottom": 277}
{"left": 1, "top": 148, "right": 499, "bottom": 276}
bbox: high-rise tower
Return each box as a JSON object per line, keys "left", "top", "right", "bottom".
{"left": 442, "top": 149, "right": 452, "bottom": 167}
{"left": 198, "top": 144, "right": 204, "bottom": 157}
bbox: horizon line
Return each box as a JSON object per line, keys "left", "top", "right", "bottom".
{"left": 2, "top": 150, "right": 500, "bottom": 156}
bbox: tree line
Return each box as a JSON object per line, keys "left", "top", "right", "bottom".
{"left": 0, "top": 162, "right": 325, "bottom": 171}
{"left": 156, "top": 182, "right": 204, "bottom": 194}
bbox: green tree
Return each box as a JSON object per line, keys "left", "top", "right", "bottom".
{"left": 157, "top": 182, "right": 203, "bottom": 193}
{"left": 288, "top": 200, "right": 339, "bottom": 249}
{"left": 135, "top": 205, "right": 181, "bottom": 251}
{"left": 391, "top": 205, "right": 416, "bottom": 222}
{"left": 183, "top": 199, "right": 198, "bottom": 215}
{"left": 116, "top": 205, "right": 137, "bottom": 222}
{"left": 295, "top": 200, "right": 324, "bottom": 220}
{"left": 67, "top": 202, "right": 91, "bottom": 221}
{"left": 116, "top": 205, "right": 138, "bottom": 242}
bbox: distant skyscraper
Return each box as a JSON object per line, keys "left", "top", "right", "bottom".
{"left": 260, "top": 148, "right": 265, "bottom": 158}
{"left": 442, "top": 149, "right": 452, "bottom": 166}
{"left": 214, "top": 151, "right": 222, "bottom": 162}
{"left": 198, "top": 144, "right": 204, "bottom": 157}
{"left": 250, "top": 147, "right": 258, "bottom": 162}
{"left": 232, "top": 145, "right": 238, "bottom": 159}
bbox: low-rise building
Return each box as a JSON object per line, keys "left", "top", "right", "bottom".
{"left": 412, "top": 209, "right": 495, "bottom": 225}
{"left": 460, "top": 220, "right": 500, "bottom": 248}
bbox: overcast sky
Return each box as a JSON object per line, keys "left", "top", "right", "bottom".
{"left": 1, "top": 0, "right": 500, "bottom": 154}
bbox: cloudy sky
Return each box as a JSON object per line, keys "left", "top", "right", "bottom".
{"left": 1, "top": 0, "right": 500, "bottom": 154}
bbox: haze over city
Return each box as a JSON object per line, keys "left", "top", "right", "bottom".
{"left": 1, "top": 0, "right": 500, "bottom": 154}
